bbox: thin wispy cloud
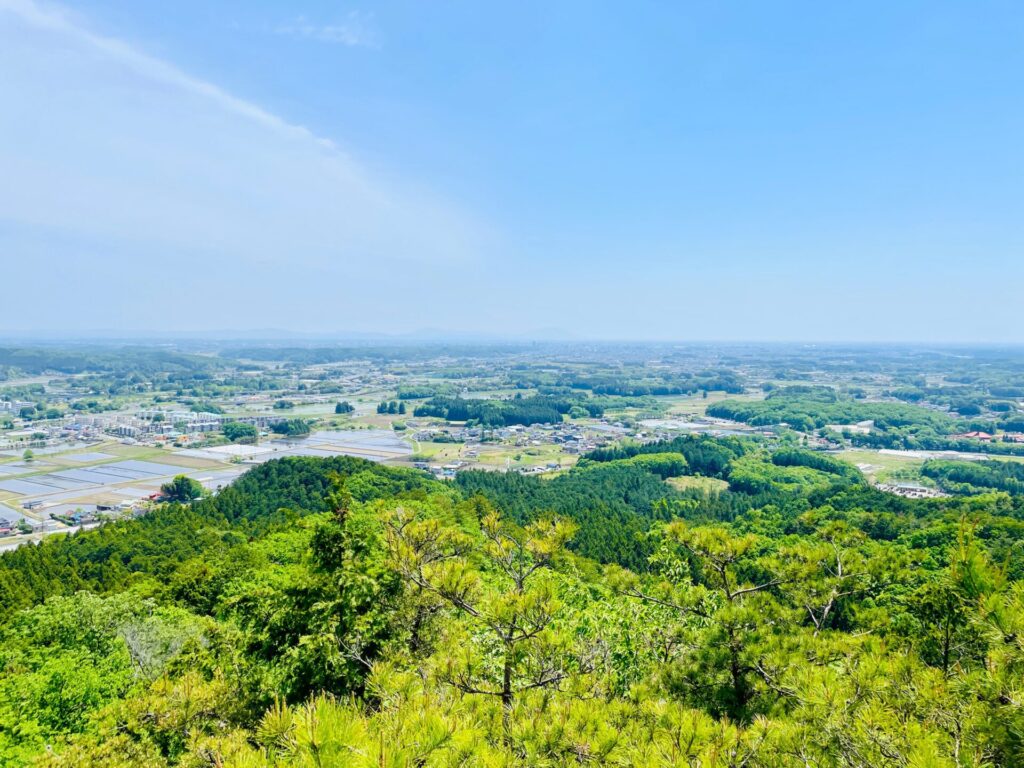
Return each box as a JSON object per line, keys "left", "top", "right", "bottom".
{"left": 0, "top": 0, "right": 486, "bottom": 332}
{"left": 275, "top": 13, "right": 377, "bottom": 48}
{"left": 0, "top": 0, "right": 341, "bottom": 151}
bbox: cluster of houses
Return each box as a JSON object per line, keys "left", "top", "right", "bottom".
{"left": 826, "top": 420, "right": 875, "bottom": 436}
{"left": 407, "top": 419, "right": 631, "bottom": 479}
{"left": 0, "top": 517, "right": 27, "bottom": 536}
{"left": 411, "top": 421, "right": 619, "bottom": 455}
{"left": 413, "top": 460, "right": 465, "bottom": 480}
{"left": 64, "top": 411, "right": 287, "bottom": 444}
{"left": 2, "top": 400, "right": 307, "bottom": 452}
{"left": 0, "top": 500, "right": 152, "bottom": 542}
{"left": 413, "top": 457, "right": 565, "bottom": 480}
{"left": 876, "top": 482, "right": 949, "bottom": 499}
{"left": 0, "top": 399, "right": 37, "bottom": 413}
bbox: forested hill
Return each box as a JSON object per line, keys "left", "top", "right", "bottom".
{"left": 0, "top": 456, "right": 443, "bottom": 621}
{"left": 3, "top": 445, "right": 1024, "bottom": 765}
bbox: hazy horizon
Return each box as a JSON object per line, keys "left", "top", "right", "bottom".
{"left": 3, "top": 1, "right": 1023, "bottom": 342}
{"left": 3, "top": 329, "right": 1024, "bottom": 349}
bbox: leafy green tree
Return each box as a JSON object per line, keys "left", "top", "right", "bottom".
{"left": 613, "top": 522, "right": 786, "bottom": 719}
{"left": 223, "top": 474, "right": 402, "bottom": 705}
{"left": 911, "top": 575, "right": 974, "bottom": 674}
{"left": 387, "top": 505, "right": 578, "bottom": 729}
{"left": 774, "top": 521, "right": 868, "bottom": 634}
{"left": 222, "top": 421, "right": 258, "bottom": 443}
{"left": 160, "top": 475, "right": 204, "bottom": 503}
{"left": 0, "top": 593, "right": 202, "bottom": 765}
{"left": 269, "top": 419, "right": 310, "bottom": 436}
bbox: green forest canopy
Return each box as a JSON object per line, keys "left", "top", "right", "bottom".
{"left": 707, "top": 385, "right": 958, "bottom": 433}
{"left": 2, "top": 444, "right": 1024, "bottom": 765}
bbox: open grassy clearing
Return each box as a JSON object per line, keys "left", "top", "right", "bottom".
{"left": 839, "top": 448, "right": 1024, "bottom": 482}
{"left": 407, "top": 442, "right": 465, "bottom": 463}
{"left": 666, "top": 475, "right": 730, "bottom": 493}
{"left": 837, "top": 449, "right": 1024, "bottom": 487}
{"left": 475, "top": 445, "right": 578, "bottom": 470}
{"left": 838, "top": 449, "right": 926, "bottom": 475}
{"left": 355, "top": 413, "right": 410, "bottom": 429}
{"left": 662, "top": 390, "right": 764, "bottom": 418}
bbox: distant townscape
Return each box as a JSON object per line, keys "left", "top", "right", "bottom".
{"left": 3, "top": 342, "right": 1023, "bottom": 547}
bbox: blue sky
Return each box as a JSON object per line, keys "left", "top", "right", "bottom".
{"left": 1, "top": 0, "right": 1023, "bottom": 341}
